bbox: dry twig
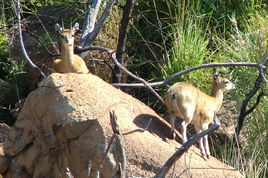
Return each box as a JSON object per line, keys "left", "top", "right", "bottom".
{"left": 114, "top": 0, "right": 136, "bottom": 83}
{"left": 154, "top": 114, "right": 221, "bottom": 178}
{"left": 77, "top": 46, "right": 164, "bottom": 104}
{"left": 94, "top": 111, "right": 126, "bottom": 178}
{"left": 235, "top": 54, "right": 268, "bottom": 136}
{"left": 110, "top": 111, "right": 126, "bottom": 178}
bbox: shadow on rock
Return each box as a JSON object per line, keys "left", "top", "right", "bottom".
{"left": 129, "top": 114, "right": 183, "bottom": 144}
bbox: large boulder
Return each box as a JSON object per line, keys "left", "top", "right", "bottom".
{"left": 0, "top": 73, "right": 242, "bottom": 178}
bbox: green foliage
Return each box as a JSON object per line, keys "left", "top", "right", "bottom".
{"left": 0, "top": 22, "right": 28, "bottom": 105}
{"left": 216, "top": 12, "right": 268, "bottom": 103}
{"left": 0, "top": 25, "right": 11, "bottom": 78}
{"left": 20, "top": 0, "right": 87, "bottom": 12}
{"left": 160, "top": 0, "right": 213, "bottom": 90}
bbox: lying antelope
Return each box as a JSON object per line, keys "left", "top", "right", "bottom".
{"left": 53, "top": 22, "right": 89, "bottom": 74}
{"left": 165, "top": 69, "right": 235, "bottom": 158}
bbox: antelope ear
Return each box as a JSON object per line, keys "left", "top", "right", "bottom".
{"left": 73, "top": 22, "right": 79, "bottom": 32}
{"left": 55, "top": 23, "right": 62, "bottom": 32}
{"left": 212, "top": 68, "right": 219, "bottom": 80}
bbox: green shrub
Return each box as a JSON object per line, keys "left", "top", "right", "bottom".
{"left": 0, "top": 22, "right": 28, "bottom": 105}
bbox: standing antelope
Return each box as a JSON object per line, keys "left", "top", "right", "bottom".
{"left": 165, "top": 69, "right": 235, "bottom": 158}
{"left": 53, "top": 22, "right": 89, "bottom": 74}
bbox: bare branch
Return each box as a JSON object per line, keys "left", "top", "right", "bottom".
{"left": 79, "top": 0, "right": 102, "bottom": 44}
{"left": 79, "top": 0, "right": 115, "bottom": 58}
{"left": 245, "top": 91, "right": 267, "bottom": 116}
{"left": 76, "top": 46, "right": 164, "bottom": 104}
{"left": 24, "top": 25, "right": 60, "bottom": 58}
{"left": 86, "top": 161, "right": 92, "bottom": 178}
{"left": 235, "top": 55, "right": 268, "bottom": 136}
{"left": 77, "top": 46, "right": 267, "bottom": 110}
{"left": 94, "top": 111, "right": 127, "bottom": 178}
{"left": 95, "top": 135, "right": 115, "bottom": 178}
{"left": 113, "top": 0, "right": 136, "bottom": 83}
{"left": 110, "top": 111, "right": 126, "bottom": 178}
{"left": 154, "top": 115, "right": 221, "bottom": 178}
{"left": 112, "top": 61, "right": 267, "bottom": 88}
{"left": 16, "top": 0, "right": 46, "bottom": 78}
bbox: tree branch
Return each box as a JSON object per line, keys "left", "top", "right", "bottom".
{"left": 112, "top": 61, "right": 267, "bottom": 88}
{"left": 244, "top": 91, "right": 267, "bottom": 116}
{"left": 24, "top": 24, "right": 60, "bottom": 58}
{"left": 235, "top": 55, "right": 268, "bottom": 136}
{"left": 16, "top": 0, "right": 46, "bottom": 78}
{"left": 154, "top": 114, "right": 221, "bottom": 178}
{"left": 113, "top": 0, "right": 136, "bottom": 83}
{"left": 79, "top": 0, "right": 115, "bottom": 58}
{"left": 76, "top": 46, "right": 164, "bottom": 104}
{"left": 86, "top": 161, "right": 92, "bottom": 178}
{"left": 79, "top": 0, "right": 102, "bottom": 44}
{"left": 95, "top": 134, "right": 115, "bottom": 178}
{"left": 110, "top": 111, "right": 126, "bottom": 178}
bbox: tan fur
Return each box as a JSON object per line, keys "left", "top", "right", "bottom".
{"left": 53, "top": 24, "right": 89, "bottom": 74}
{"left": 165, "top": 70, "right": 235, "bottom": 158}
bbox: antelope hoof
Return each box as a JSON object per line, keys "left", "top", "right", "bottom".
{"left": 207, "top": 155, "right": 210, "bottom": 159}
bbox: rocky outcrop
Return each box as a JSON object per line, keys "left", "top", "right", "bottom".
{"left": 0, "top": 73, "right": 242, "bottom": 178}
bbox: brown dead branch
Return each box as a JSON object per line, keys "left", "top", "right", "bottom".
{"left": 245, "top": 91, "right": 267, "bottom": 116}
{"left": 154, "top": 114, "right": 221, "bottom": 178}
{"left": 113, "top": 0, "right": 136, "bottom": 83}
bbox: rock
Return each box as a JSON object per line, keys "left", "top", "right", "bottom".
{"left": 0, "top": 123, "right": 11, "bottom": 174}
{"left": 0, "top": 73, "right": 242, "bottom": 178}
{"left": 0, "top": 79, "right": 14, "bottom": 106}
{"left": 0, "top": 124, "right": 11, "bottom": 140}
{"left": 0, "top": 79, "right": 10, "bottom": 99}
{"left": 0, "top": 146, "right": 10, "bottom": 174}
{"left": 208, "top": 100, "right": 239, "bottom": 147}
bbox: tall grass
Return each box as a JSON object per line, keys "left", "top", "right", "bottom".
{"left": 160, "top": 0, "right": 212, "bottom": 90}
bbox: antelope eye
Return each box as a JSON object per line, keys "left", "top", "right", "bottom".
{"left": 224, "top": 81, "right": 229, "bottom": 84}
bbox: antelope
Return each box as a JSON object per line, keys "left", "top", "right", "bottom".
{"left": 165, "top": 69, "right": 235, "bottom": 158}
{"left": 53, "top": 22, "right": 89, "bottom": 74}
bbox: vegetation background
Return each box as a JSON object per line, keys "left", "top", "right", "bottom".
{"left": 0, "top": 0, "right": 267, "bottom": 177}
